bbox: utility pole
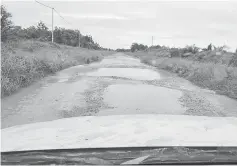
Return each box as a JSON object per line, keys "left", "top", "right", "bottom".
{"left": 36, "top": 0, "right": 80, "bottom": 45}
{"left": 35, "top": 0, "right": 54, "bottom": 43}
{"left": 78, "top": 30, "right": 81, "bottom": 48}
{"left": 52, "top": 8, "right": 54, "bottom": 43}
{"left": 152, "top": 36, "right": 154, "bottom": 46}
{"left": 89, "top": 35, "right": 92, "bottom": 49}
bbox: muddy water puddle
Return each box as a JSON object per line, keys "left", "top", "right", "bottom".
{"left": 97, "top": 55, "right": 142, "bottom": 67}
{"left": 46, "top": 66, "right": 97, "bottom": 84}
{"left": 98, "top": 84, "right": 185, "bottom": 115}
{"left": 84, "top": 68, "right": 161, "bottom": 81}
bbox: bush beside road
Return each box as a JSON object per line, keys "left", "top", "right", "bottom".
{"left": 1, "top": 40, "right": 113, "bottom": 97}
{"left": 1, "top": 5, "right": 114, "bottom": 97}
{"left": 127, "top": 50, "right": 237, "bottom": 100}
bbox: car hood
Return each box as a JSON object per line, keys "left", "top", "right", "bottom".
{"left": 2, "top": 114, "right": 237, "bottom": 152}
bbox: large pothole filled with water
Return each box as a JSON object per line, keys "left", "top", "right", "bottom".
{"left": 98, "top": 84, "right": 185, "bottom": 115}
{"left": 84, "top": 68, "right": 161, "bottom": 81}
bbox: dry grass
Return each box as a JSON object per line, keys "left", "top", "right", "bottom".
{"left": 128, "top": 52, "right": 237, "bottom": 99}
{"left": 1, "top": 40, "right": 113, "bottom": 97}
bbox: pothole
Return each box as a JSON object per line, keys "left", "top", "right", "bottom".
{"left": 98, "top": 84, "right": 185, "bottom": 115}
{"left": 179, "top": 92, "right": 226, "bottom": 117}
{"left": 83, "top": 68, "right": 161, "bottom": 81}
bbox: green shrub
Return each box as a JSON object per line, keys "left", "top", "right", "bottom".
{"left": 170, "top": 48, "right": 181, "bottom": 57}
{"left": 141, "top": 58, "right": 151, "bottom": 64}
{"left": 134, "top": 51, "right": 237, "bottom": 99}
{"left": 1, "top": 40, "right": 107, "bottom": 97}
{"left": 1, "top": 5, "right": 13, "bottom": 42}
{"left": 230, "top": 54, "right": 237, "bottom": 67}
{"left": 91, "top": 55, "right": 99, "bottom": 62}
{"left": 183, "top": 45, "right": 200, "bottom": 54}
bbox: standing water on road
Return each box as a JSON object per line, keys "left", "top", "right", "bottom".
{"left": 84, "top": 68, "right": 160, "bottom": 80}
{"left": 98, "top": 84, "right": 184, "bottom": 116}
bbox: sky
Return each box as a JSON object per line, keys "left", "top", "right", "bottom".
{"left": 3, "top": 0, "right": 237, "bottom": 50}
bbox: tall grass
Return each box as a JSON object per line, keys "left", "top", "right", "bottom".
{"left": 1, "top": 40, "right": 112, "bottom": 97}
{"left": 129, "top": 51, "right": 237, "bottom": 99}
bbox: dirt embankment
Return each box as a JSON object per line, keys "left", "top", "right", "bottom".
{"left": 127, "top": 50, "right": 237, "bottom": 100}
{"left": 1, "top": 40, "right": 114, "bottom": 97}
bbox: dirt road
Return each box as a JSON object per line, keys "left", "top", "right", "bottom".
{"left": 2, "top": 53, "right": 237, "bottom": 128}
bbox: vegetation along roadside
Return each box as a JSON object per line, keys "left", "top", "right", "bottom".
{"left": 126, "top": 45, "right": 237, "bottom": 100}
{"left": 1, "top": 5, "right": 114, "bottom": 97}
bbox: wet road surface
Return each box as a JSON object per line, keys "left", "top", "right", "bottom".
{"left": 2, "top": 53, "right": 237, "bottom": 128}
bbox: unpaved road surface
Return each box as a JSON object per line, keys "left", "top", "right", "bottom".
{"left": 2, "top": 53, "right": 237, "bottom": 128}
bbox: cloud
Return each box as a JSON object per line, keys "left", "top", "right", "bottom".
{"left": 43, "top": 12, "right": 128, "bottom": 20}
{"left": 123, "top": 11, "right": 156, "bottom": 19}
{"left": 126, "top": 31, "right": 154, "bottom": 36}
{"left": 208, "top": 23, "right": 235, "bottom": 31}
{"left": 126, "top": 31, "right": 177, "bottom": 39}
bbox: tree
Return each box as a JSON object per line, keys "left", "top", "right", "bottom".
{"left": 150, "top": 45, "right": 161, "bottom": 49}
{"left": 0, "top": 6, "right": 106, "bottom": 49}
{"left": 7, "top": 25, "right": 23, "bottom": 40}
{"left": 37, "top": 21, "right": 48, "bottom": 31}
{"left": 54, "top": 27, "right": 63, "bottom": 44}
{"left": 1, "top": 5, "right": 13, "bottom": 42}
{"left": 131, "top": 43, "right": 138, "bottom": 52}
{"left": 207, "top": 43, "right": 212, "bottom": 51}
{"left": 116, "top": 48, "right": 130, "bottom": 52}
{"left": 36, "top": 21, "right": 50, "bottom": 41}
{"left": 214, "top": 45, "right": 228, "bottom": 52}
{"left": 131, "top": 43, "right": 148, "bottom": 52}
{"left": 183, "top": 44, "right": 200, "bottom": 54}
{"left": 25, "top": 26, "right": 39, "bottom": 39}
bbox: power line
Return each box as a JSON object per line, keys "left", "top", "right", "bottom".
{"left": 53, "top": 8, "right": 81, "bottom": 47}
{"left": 35, "top": 0, "right": 73, "bottom": 27}
{"left": 35, "top": 0, "right": 81, "bottom": 47}
{"left": 35, "top": 0, "right": 54, "bottom": 42}
{"left": 53, "top": 9, "right": 81, "bottom": 47}
{"left": 35, "top": 0, "right": 53, "bottom": 9}
{"left": 53, "top": 9, "right": 73, "bottom": 26}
